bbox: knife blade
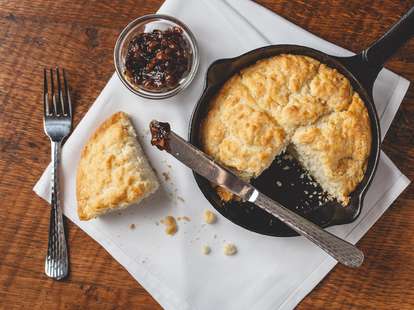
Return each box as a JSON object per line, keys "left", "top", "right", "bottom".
{"left": 149, "top": 120, "right": 364, "bottom": 268}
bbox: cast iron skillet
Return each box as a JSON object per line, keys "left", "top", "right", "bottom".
{"left": 189, "top": 7, "right": 414, "bottom": 237}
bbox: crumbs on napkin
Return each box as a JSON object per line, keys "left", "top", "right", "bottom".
{"left": 177, "top": 216, "right": 191, "bottom": 222}
{"left": 204, "top": 210, "right": 217, "bottom": 224}
{"left": 202, "top": 245, "right": 211, "bottom": 255}
{"left": 161, "top": 216, "right": 178, "bottom": 236}
{"left": 162, "top": 172, "right": 170, "bottom": 182}
{"left": 223, "top": 243, "right": 237, "bottom": 256}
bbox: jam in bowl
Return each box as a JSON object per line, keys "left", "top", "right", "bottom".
{"left": 114, "top": 14, "right": 199, "bottom": 100}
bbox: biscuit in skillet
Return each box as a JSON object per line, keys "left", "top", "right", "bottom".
{"left": 291, "top": 94, "right": 371, "bottom": 205}
{"left": 201, "top": 54, "right": 371, "bottom": 205}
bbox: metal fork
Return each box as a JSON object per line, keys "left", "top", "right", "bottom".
{"left": 43, "top": 68, "right": 72, "bottom": 280}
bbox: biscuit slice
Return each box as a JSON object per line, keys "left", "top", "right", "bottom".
{"left": 77, "top": 112, "right": 159, "bottom": 220}
{"left": 291, "top": 94, "right": 371, "bottom": 205}
{"left": 201, "top": 76, "right": 287, "bottom": 180}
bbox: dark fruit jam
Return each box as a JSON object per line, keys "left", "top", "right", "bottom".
{"left": 124, "top": 26, "right": 191, "bottom": 92}
{"left": 150, "top": 120, "right": 171, "bottom": 151}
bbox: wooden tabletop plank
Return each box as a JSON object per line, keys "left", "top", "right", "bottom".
{"left": 0, "top": 0, "right": 413, "bottom": 309}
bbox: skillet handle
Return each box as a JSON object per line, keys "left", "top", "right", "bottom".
{"left": 362, "top": 5, "right": 414, "bottom": 74}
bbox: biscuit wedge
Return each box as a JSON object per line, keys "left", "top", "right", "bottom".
{"left": 76, "top": 112, "right": 159, "bottom": 220}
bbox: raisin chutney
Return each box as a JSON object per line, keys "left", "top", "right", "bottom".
{"left": 124, "top": 26, "right": 192, "bottom": 92}
{"left": 150, "top": 120, "right": 171, "bottom": 151}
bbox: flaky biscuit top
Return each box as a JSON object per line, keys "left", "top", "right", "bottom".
{"left": 201, "top": 54, "right": 371, "bottom": 204}
{"left": 77, "top": 112, "right": 159, "bottom": 220}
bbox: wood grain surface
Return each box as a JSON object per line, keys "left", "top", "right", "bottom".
{"left": 0, "top": 0, "right": 413, "bottom": 309}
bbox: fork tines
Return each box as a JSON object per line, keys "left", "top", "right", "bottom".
{"left": 43, "top": 68, "right": 72, "bottom": 119}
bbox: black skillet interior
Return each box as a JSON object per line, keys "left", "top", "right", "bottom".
{"left": 189, "top": 7, "right": 414, "bottom": 237}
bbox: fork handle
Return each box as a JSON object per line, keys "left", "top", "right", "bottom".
{"left": 45, "top": 141, "right": 69, "bottom": 280}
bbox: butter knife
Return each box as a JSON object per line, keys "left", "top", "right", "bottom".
{"left": 150, "top": 120, "right": 364, "bottom": 268}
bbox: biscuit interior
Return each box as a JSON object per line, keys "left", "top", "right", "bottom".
{"left": 77, "top": 112, "right": 159, "bottom": 220}
{"left": 201, "top": 55, "right": 371, "bottom": 205}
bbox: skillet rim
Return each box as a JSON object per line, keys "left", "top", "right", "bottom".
{"left": 188, "top": 44, "right": 381, "bottom": 237}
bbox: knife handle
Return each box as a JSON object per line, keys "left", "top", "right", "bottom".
{"left": 252, "top": 192, "right": 364, "bottom": 268}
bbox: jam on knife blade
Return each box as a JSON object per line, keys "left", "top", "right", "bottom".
{"left": 150, "top": 120, "right": 171, "bottom": 151}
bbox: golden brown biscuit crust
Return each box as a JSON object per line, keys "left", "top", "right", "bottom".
{"left": 201, "top": 54, "right": 371, "bottom": 205}
{"left": 76, "top": 112, "right": 159, "bottom": 220}
{"left": 292, "top": 94, "right": 371, "bottom": 204}
{"left": 201, "top": 75, "right": 287, "bottom": 179}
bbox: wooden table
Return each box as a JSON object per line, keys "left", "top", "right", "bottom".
{"left": 1, "top": 0, "right": 413, "bottom": 308}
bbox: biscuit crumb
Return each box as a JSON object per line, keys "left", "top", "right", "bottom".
{"left": 162, "top": 172, "right": 170, "bottom": 182}
{"left": 216, "top": 186, "right": 234, "bottom": 202}
{"left": 223, "top": 243, "right": 237, "bottom": 256}
{"left": 202, "top": 245, "right": 211, "bottom": 255}
{"left": 177, "top": 216, "right": 191, "bottom": 222}
{"left": 129, "top": 223, "right": 136, "bottom": 230}
{"left": 204, "top": 210, "right": 217, "bottom": 224}
{"left": 162, "top": 216, "right": 177, "bottom": 236}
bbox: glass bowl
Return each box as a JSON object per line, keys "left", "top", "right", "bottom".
{"left": 114, "top": 14, "right": 199, "bottom": 100}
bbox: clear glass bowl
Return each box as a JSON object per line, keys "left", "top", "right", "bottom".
{"left": 114, "top": 14, "right": 199, "bottom": 100}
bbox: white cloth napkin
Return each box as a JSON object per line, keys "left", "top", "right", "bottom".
{"left": 34, "top": 1, "right": 410, "bottom": 309}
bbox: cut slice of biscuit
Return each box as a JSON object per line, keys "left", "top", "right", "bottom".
{"left": 291, "top": 94, "right": 371, "bottom": 205}
{"left": 77, "top": 112, "right": 159, "bottom": 220}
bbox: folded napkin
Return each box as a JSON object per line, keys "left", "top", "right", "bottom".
{"left": 34, "top": 0, "right": 410, "bottom": 309}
